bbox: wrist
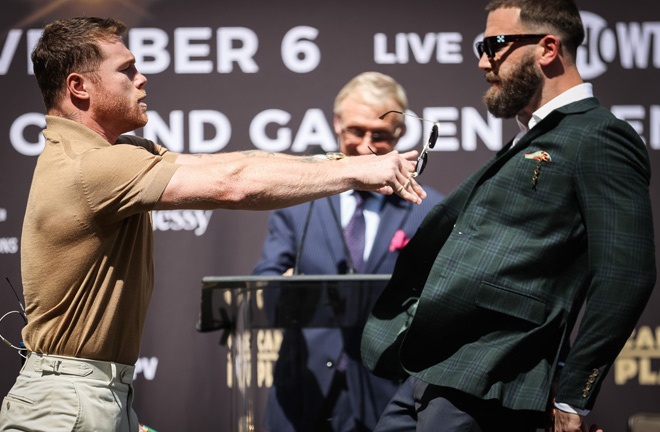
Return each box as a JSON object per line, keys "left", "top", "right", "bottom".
{"left": 554, "top": 402, "right": 590, "bottom": 416}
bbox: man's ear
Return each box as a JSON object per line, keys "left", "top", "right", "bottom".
{"left": 538, "top": 35, "right": 561, "bottom": 66}
{"left": 66, "top": 73, "right": 90, "bottom": 101}
{"left": 333, "top": 115, "right": 342, "bottom": 135}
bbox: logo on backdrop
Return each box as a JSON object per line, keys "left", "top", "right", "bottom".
{"left": 0, "top": 207, "right": 19, "bottom": 255}
{"left": 224, "top": 289, "right": 281, "bottom": 390}
{"left": 133, "top": 356, "right": 159, "bottom": 381}
{"left": 614, "top": 325, "right": 660, "bottom": 385}
{"left": 226, "top": 329, "right": 282, "bottom": 390}
{"left": 152, "top": 210, "right": 213, "bottom": 236}
{"left": 0, "top": 238, "right": 19, "bottom": 254}
{"left": 577, "top": 12, "right": 660, "bottom": 80}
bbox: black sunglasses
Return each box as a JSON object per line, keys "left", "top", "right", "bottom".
{"left": 475, "top": 34, "right": 547, "bottom": 59}
{"left": 379, "top": 110, "right": 438, "bottom": 176}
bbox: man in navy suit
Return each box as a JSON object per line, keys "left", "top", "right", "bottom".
{"left": 252, "top": 72, "right": 444, "bottom": 432}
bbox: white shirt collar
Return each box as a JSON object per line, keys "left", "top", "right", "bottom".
{"left": 516, "top": 82, "right": 594, "bottom": 134}
{"left": 339, "top": 190, "right": 383, "bottom": 204}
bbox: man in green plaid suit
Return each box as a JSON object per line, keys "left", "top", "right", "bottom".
{"left": 361, "top": 1, "right": 656, "bottom": 431}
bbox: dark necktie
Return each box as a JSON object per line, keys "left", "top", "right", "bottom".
{"left": 343, "top": 191, "right": 367, "bottom": 273}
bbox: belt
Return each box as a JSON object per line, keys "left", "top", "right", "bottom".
{"left": 24, "top": 352, "right": 134, "bottom": 385}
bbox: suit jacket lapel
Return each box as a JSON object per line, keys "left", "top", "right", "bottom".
{"left": 404, "top": 98, "right": 602, "bottom": 285}
{"left": 365, "top": 195, "right": 409, "bottom": 273}
{"left": 318, "top": 194, "right": 412, "bottom": 274}
{"left": 474, "top": 97, "right": 599, "bottom": 189}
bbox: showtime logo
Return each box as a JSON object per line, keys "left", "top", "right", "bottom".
{"left": 577, "top": 11, "right": 660, "bottom": 79}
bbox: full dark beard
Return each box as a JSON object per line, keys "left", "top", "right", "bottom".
{"left": 483, "top": 53, "right": 542, "bottom": 119}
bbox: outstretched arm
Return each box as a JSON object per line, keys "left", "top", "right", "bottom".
{"left": 156, "top": 150, "right": 425, "bottom": 210}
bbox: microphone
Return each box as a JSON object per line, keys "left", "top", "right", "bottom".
{"left": 326, "top": 196, "right": 357, "bottom": 274}
{"left": 294, "top": 147, "right": 326, "bottom": 275}
{"left": 292, "top": 196, "right": 357, "bottom": 275}
{"left": 5, "top": 277, "right": 26, "bottom": 323}
{"left": 293, "top": 200, "right": 315, "bottom": 275}
{"left": 293, "top": 146, "right": 357, "bottom": 275}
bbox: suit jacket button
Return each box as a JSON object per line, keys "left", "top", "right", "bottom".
{"left": 326, "top": 360, "right": 334, "bottom": 368}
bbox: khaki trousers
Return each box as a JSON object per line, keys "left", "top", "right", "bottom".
{"left": 0, "top": 352, "right": 138, "bottom": 432}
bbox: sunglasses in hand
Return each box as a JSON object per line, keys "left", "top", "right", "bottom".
{"left": 379, "top": 110, "right": 438, "bottom": 176}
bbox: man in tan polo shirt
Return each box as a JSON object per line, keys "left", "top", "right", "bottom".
{"left": 0, "top": 17, "right": 426, "bottom": 432}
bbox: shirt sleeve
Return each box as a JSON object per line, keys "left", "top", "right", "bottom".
{"left": 77, "top": 143, "right": 179, "bottom": 223}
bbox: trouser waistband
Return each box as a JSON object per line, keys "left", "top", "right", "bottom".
{"left": 24, "top": 351, "right": 134, "bottom": 385}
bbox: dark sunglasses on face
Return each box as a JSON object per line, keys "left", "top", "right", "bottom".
{"left": 475, "top": 34, "right": 547, "bottom": 59}
{"left": 379, "top": 110, "right": 438, "bottom": 176}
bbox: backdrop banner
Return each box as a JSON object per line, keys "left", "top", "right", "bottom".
{"left": 1, "top": 1, "right": 658, "bottom": 430}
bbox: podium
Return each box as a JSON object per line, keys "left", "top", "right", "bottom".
{"left": 197, "top": 274, "right": 391, "bottom": 432}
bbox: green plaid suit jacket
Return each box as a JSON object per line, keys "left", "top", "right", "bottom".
{"left": 361, "top": 97, "right": 656, "bottom": 413}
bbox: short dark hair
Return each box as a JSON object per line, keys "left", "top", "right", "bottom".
{"left": 31, "top": 17, "right": 127, "bottom": 110}
{"left": 485, "top": 0, "right": 585, "bottom": 59}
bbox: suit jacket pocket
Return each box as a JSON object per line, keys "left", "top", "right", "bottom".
{"left": 475, "top": 281, "right": 547, "bottom": 326}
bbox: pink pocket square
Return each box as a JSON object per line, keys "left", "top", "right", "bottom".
{"left": 389, "top": 229, "right": 411, "bottom": 252}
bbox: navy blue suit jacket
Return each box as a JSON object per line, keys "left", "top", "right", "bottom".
{"left": 253, "top": 188, "right": 443, "bottom": 431}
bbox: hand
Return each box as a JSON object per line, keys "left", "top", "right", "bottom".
{"left": 350, "top": 150, "right": 427, "bottom": 204}
{"left": 553, "top": 410, "right": 603, "bottom": 432}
